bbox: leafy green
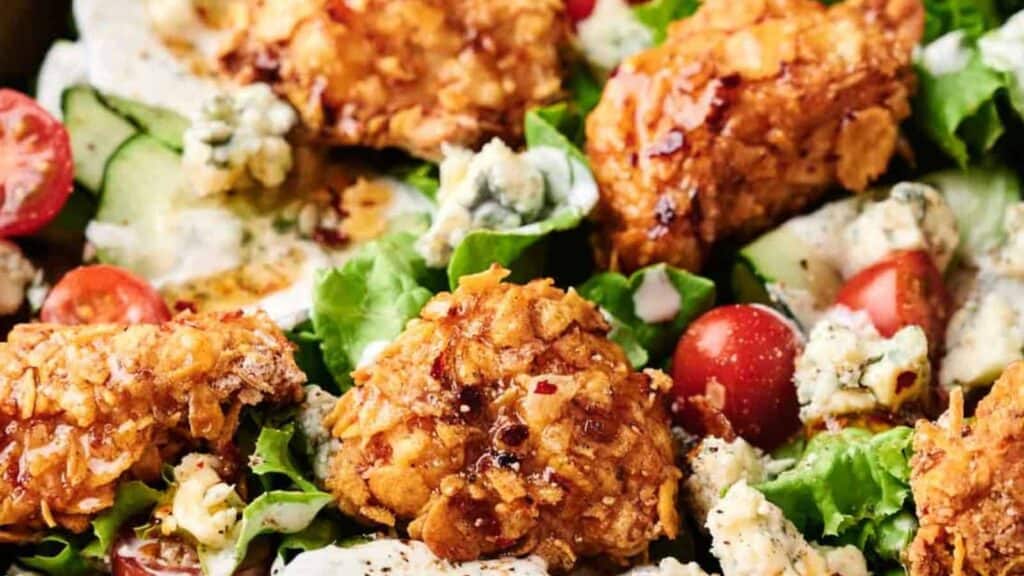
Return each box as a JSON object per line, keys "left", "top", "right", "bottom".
{"left": 312, "top": 232, "right": 436, "bottom": 388}
{"left": 523, "top": 104, "right": 588, "bottom": 163}
{"left": 578, "top": 264, "right": 716, "bottom": 368}
{"left": 275, "top": 518, "right": 364, "bottom": 563}
{"left": 914, "top": 47, "right": 1007, "bottom": 166}
{"left": 83, "top": 482, "right": 164, "bottom": 558}
{"left": 249, "top": 425, "right": 319, "bottom": 493}
{"left": 17, "top": 536, "right": 92, "bottom": 576}
{"left": 923, "top": 164, "right": 1022, "bottom": 262}
{"left": 200, "top": 491, "right": 332, "bottom": 576}
{"left": 567, "top": 62, "right": 604, "bottom": 115}
{"left": 979, "top": 10, "right": 1024, "bottom": 116}
{"left": 922, "top": 0, "right": 1000, "bottom": 42}
{"left": 756, "top": 427, "right": 916, "bottom": 569}
{"left": 632, "top": 0, "right": 700, "bottom": 44}
{"left": 286, "top": 323, "right": 336, "bottom": 393}
{"left": 393, "top": 162, "right": 440, "bottom": 201}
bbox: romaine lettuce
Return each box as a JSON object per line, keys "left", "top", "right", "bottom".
{"left": 756, "top": 427, "right": 916, "bottom": 569}
{"left": 632, "top": 0, "right": 699, "bottom": 44}
{"left": 578, "top": 264, "right": 716, "bottom": 368}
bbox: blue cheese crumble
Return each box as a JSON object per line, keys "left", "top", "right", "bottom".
{"left": 183, "top": 83, "right": 298, "bottom": 196}
{"left": 795, "top": 308, "right": 930, "bottom": 422}
{"left": 576, "top": 0, "right": 654, "bottom": 73}
{"left": 417, "top": 138, "right": 597, "bottom": 268}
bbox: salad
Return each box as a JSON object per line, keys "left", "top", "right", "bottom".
{"left": 1, "top": 0, "right": 1024, "bottom": 575}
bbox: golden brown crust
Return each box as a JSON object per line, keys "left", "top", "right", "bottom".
{"left": 585, "top": 0, "right": 923, "bottom": 272}
{"left": 221, "top": 0, "right": 567, "bottom": 160}
{"left": 0, "top": 311, "right": 305, "bottom": 539}
{"left": 325, "top": 267, "right": 680, "bottom": 570}
{"left": 909, "top": 362, "right": 1024, "bottom": 576}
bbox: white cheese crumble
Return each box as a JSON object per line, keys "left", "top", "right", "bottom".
{"left": 576, "top": 0, "right": 654, "bottom": 72}
{"left": 183, "top": 84, "right": 298, "bottom": 196}
{"left": 417, "top": 139, "right": 597, "bottom": 268}
{"left": 840, "top": 182, "right": 958, "bottom": 277}
{"left": 277, "top": 539, "right": 548, "bottom": 576}
{"left": 683, "top": 437, "right": 769, "bottom": 529}
{"left": 0, "top": 241, "right": 36, "bottom": 316}
{"left": 919, "top": 30, "right": 972, "bottom": 76}
{"left": 707, "top": 482, "right": 869, "bottom": 576}
{"left": 296, "top": 385, "right": 341, "bottom": 483}
{"left": 162, "top": 454, "right": 243, "bottom": 549}
{"left": 795, "top": 308, "right": 930, "bottom": 422}
{"left": 633, "top": 267, "right": 681, "bottom": 323}
{"left": 623, "top": 558, "right": 711, "bottom": 576}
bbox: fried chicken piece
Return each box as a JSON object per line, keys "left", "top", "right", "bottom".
{"left": 909, "top": 361, "right": 1024, "bottom": 576}
{"left": 585, "top": 0, "right": 923, "bottom": 272}
{"left": 324, "top": 266, "right": 680, "bottom": 571}
{"left": 0, "top": 311, "right": 305, "bottom": 541}
{"left": 220, "top": 0, "right": 566, "bottom": 160}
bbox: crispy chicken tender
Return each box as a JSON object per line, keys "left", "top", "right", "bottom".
{"left": 909, "top": 362, "right": 1024, "bottom": 576}
{"left": 324, "top": 266, "right": 680, "bottom": 571}
{"left": 0, "top": 311, "right": 305, "bottom": 541}
{"left": 221, "top": 0, "right": 566, "bottom": 160}
{"left": 585, "top": 0, "right": 924, "bottom": 272}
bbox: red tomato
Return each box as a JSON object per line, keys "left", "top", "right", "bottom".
{"left": 112, "top": 534, "right": 200, "bottom": 576}
{"left": 41, "top": 265, "right": 171, "bottom": 325}
{"left": 567, "top": 0, "right": 597, "bottom": 22}
{"left": 671, "top": 304, "right": 802, "bottom": 450}
{"left": 0, "top": 89, "right": 73, "bottom": 237}
{"left": 835, "top": 250, "right": 949, "bottom": 351}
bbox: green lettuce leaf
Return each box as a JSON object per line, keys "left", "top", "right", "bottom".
{"left": 392, "top": 161, "right": 440, "bottom": 201}
{"left": 923, "top": 164, "right": 1022, "bottom": 262}
{"left": 249, "top": 425, "right": 318, "bottom": 493}
{"left": 17, "top": 536, "right": 92, "bottom": 576}
{"left": 83, "top": 482, "right": 165, "bottom": 558}
{"left": 312, "top": 232, "right": 436, "bottom": 389}
{"left": 632, "top": 0, "right": 699, "bottom": 44}
{"left": 914, "top": 44, "right": 1007, "bottom": 166}
{"left": 756, "top": 427, "right": 916, "bottom": 568}
{"left": 979, "top": 9, "right": 1024, "bottom": 116}
{"left": 446, "top": 106, "right": 598, "bottom": 287}
{"left": 567, "top": 62, "right": 604, "bottom": 115}
{"left": 922, "top": 0, "right": 1000, "bottom": 42}
{"left": 578, "top": 264, "right": 716, "bottom": 368}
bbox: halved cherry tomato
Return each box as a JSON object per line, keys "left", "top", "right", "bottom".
{"left": 671, "top": 304, "right": 802, "bottom": 450}
{"left": 112, "top": 533, "right": 200, "bottom": 576}
{"left": 41, "top": 265, "right": 171, "bottom": 325}
{"left": 0, "top": 89, "right": 73, "bottom": 237}
{"left": 567, "top": 0, "right": 597, "bottom": 22}
{"left": 835, "top": 250, "right": 949, "bottom": 351}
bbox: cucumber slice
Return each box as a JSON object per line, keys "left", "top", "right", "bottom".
{"left": 62, "top": 85, "right": 138, "bottom": 193}
{"left": 94, "top": 134, "right": 185, "bottom": 276}
{"left": 732, "top": 226, "right": 843, "bottom": 330}
{"left": 923, "top": 166, "right": 1022, "bottom": 264}
{"left": 102, "top": 93, "right": 190, "bottom": 151}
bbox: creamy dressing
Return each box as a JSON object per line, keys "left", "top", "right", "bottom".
{"left": 919, "top": 30, "right": 971, "bottom": 76}
{"left": 277, "top": 540, "right": 548, "bottom": 576}
{"left": 35, "top": 40, "right": 89, "bottom": 117}
{"left": 979, "top": 10, "right": 1024, "bottom": 99}
{"left": 72, "top": 0, "right": 225, "bottom": 119}
{"left": 633, "top": 267, "right": 681, "bottom": 323}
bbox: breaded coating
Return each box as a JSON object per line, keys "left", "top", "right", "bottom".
{"left": 585, "top": 0, "right": 923, "bottom": 272}
{"left": 324, "top": 266, "right": 680, "bottom": 571}
{"left": 0, "top": 311, "right": 305, "bottom": 541}
{"left": 909, "top": 362, "right": 1024, "bottom": 576}
{"left": 221, "top": 0, "right": 566, "bottom": 160}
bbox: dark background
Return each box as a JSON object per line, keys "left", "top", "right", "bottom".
{"left": 0, "top": 0, "right": 73, "bottom": 90}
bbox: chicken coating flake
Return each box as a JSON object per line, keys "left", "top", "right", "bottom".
{"left": 324, "top": 266, "right": 681, "bottom": 571}
{"left": 909, "top": 361, "right": 1024, "bottom": 576}
{"left": 220, "top": 0, "right": 567, "bottom": 160}
{"left": 0, "top": 311, "right": 305, "bottom": 541}
{"left": 585, "top": 0, "right": 924, "bottom": 273}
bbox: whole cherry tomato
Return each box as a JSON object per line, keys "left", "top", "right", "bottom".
{"left": 567, "top": 0, "right": 597, "bottom": 22}
{"left": 41, "top": 265, "right": 171, "bottom": 325}
{"left": 671, "top": 304, "right": 802, "bottom": 450}
{"left": 835, "top": 250, "right": 949, "bottom": 351}
{"left": 0, "top": 89, "right": 73, "bottom": 237}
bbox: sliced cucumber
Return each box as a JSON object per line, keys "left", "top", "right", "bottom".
{"left": 62, "top": 85, "right": 138, "bottom": 193}
{"left": 732, "top": 226, "right": 843, "bottom": 331}
{"left": 102, "top": 92, "right": 190, "bottom": 151}
{"left": 94, "top": 134, "right": 186, "bottom": 276}
{"left": 923, "top": 166, "right": 1022, "bottom": 264}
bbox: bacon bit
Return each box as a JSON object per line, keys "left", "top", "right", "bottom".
{"left": 431, "top": 354, "right": 447, "bottom": 382}
{"left": 896, "top": 371, "right": 917, "bottom": 393}
{"left": 534, "top": 380, "right": 557, "bottom": 395}
{"left": 497, "top": 423, "right": 529, "bottom": 447}
{"left": 312, "top": 227, "right": 350, "bottom": 248}
{"left": 174, "top": 300, "right": 198, "bottom": 313}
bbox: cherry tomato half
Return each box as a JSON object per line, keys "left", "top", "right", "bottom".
{"left": 41, "top": 265, "right": 171, "bottom": 325}
{"left": 835, "top": 250, "right": 949, "bottom": 352}
{"left": 0, "top": 89, "right": 73, "bottom": 237}
{"left": 112, "top": 533, "right": 200, "bottom": 576}
{"left": 671, "top": 304, "right": 802, "bottom": 450}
